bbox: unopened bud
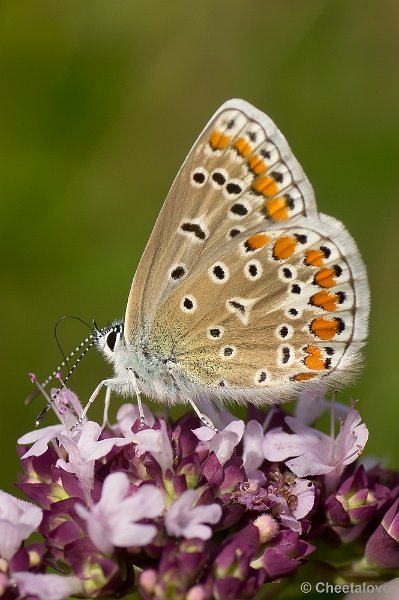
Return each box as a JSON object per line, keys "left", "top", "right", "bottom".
{"left": 254, "top": 514, "right": 279, "bottom": 543}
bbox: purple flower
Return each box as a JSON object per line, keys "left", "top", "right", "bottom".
{"left": 17, "top": 388, "right": 87, "bottom": 459}
{"left": 165, "top": 489, "right": 222, "bottom": 540}
{"left": 212, "top": 523, "right": 265, "bottom": 599}
{"left": 193, "top": 420, "right": 245, "bottom": 465}
{"left": 0, "top": 573, "right": 9, "bottom": 595}
{"left": 294, "top": 384, "right": 329, "bottom": 425}
{"left": 12, "top": 572, "right": 82, "bottom": 600}
{"left": 133, "top": 420, "right": 174, "bottom": 473}
{"left": 18, "top": 425, "right": 66, "bottom": 460}
{"left": 12, "top": 382, "right": 399, "bottom": 598}
{"left": 242, "top": 420, "right": 266, "bottom": 483}
{"left": 326, "top": 465, "right": 389, "bottom": 543}
{"left": 273, "top": 478, "right": 315, "bottom": 533}
{"left": 64, "top": 537, "right": 122, "bottom": 596}
{"left": 113, "top": 402, "right": 155, "bottom": 439}
{"left": 232, "top": 468, "right": 315, "bottom": 534}
{"left": 16, "top": 445, "right": 92, "bottom": 510}
{"left": 365, "top": 499, "right": 399, "bottom": 570}
{"left": 0, "top": 491, "right": 42, "bottom": 560}
{"left": 259, "top": 529, "right": 315, "bottom": 580}
{"left": 253, "top": 514, "right": 279, "bottom": 543}
{"left": 39, "top": 497, "right": 86, "bottom": 569}
{"left": 293, "top": 385, "right": 351, "bottom": 426}
{"left": 139, "top": 538, "right": 212, "bottom": 599}
{"left": 75, "top": 471, "right": 164, "bottom": 553}
{"left": 263, "top": 404, "right": 368, "bottom": 483}
{"left": 57, "top": 420, "right": 130, "bottom": 495}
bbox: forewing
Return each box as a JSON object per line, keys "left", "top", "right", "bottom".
{"left": 125, "top": 99, "right": 317, "bottom": 336}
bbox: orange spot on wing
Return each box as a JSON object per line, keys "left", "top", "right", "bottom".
{"left": 252, "top": 176, "right": 278, "bottom": 198}
{"left": 264, "top": 197, "right": 289, "bottom": 221}
{"left": 209, "top": 130, "right": 230, "bottom": 150}
{"left": 291, "top": 372, "right": 318, "bottom": 382}
{"left": 305, "top": 249, "right": 325, "bottom": 267}
{"left": 245, "top": 232, "right": 271, "bottom": 251}
{"left": 234, "top": 138, "right": 252, "bottom": 157}
{"left": 248, "top": 154, "right": 267, "bottom": 175}
{"left": 314, "top": 268, "right": 336, "bottom": 288}
{"left": 303, "top": 345, "right": 325, "bottom": 370}
{"left": 310, "top": 317, "right": 344, "bottom": 340}
{"left": 310, "top": 290, "right": 338, "bottom": 312}
{"left": 272, "top": 236, "right": 297, "bottom": 260}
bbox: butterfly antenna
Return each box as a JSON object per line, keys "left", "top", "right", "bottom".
{"left": 25, "top": 316, "right": 97, "bottom": 407}
{"left": 34, "top": 334, "right": 99, "bottom": 426}
{"left": 25, "top": 334, "right": 96, "bottom": 405}
{"left": 30, "top": 319, "right": 104, "bottom": 426}
{"left": 54, "top": 316, "right": 93, "bottom": 371}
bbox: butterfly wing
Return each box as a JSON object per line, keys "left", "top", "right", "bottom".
{"left": 124, "top": 99, "right": 369, "bottom": 404}
{"left": 126, "top": 99, "right": 317, "bottom": 330}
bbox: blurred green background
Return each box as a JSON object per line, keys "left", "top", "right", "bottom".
{"left": 1, "top": 0, "right": 399, "bottom": 495}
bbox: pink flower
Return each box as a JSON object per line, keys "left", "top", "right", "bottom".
{"left": 75, "top": 472, "right": 164, "bottom": 554}
{"left": 193, "top": 420, "right": 245, "bottom": 465}
{"left": 57, "top": 421, "right": 130, "bottom": 493}
{"left": 165, "top": 489, "right": 222, "bottom": 540}
{"left": 271, "top": 479, "right": 315, "bottom": 533}
{"left": 242, "top": 420, "right": 265, "bottom": 482}
{"left": 18, "top": 388, "right": 86, "bottom": 459}
{"left": 18, "top": 424, "right": 66, "bottom": 459}
{"left": 133, "top": 420, "right": 174, "bottom": 473}
{"left": 13, "top": 572, "right": 82, "bottom": 600}
{"left": 0, "top": 491, "right": 42, "bottom": 560}
{"left": 0, "top": 573, "right": 8, "bottom": 595}
{"left": 294, "top": 386, "right": 349, "bottom": 425}
{"left": 263, "top": 405, "right": 368, "bottom": 481}
{"left": 113, "top": 403, "right": 155, "bottom": 440}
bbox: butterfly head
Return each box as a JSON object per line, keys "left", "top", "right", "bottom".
{"left": 94, "top": 320, "right": 125, "bottom": 364}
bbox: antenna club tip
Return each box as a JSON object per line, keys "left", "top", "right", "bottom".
{"left": 35, "top": 420, "right": 41, "bottom": 427}
{"left": 29, "top": 373, "right": 37, "bottom": 383}
{"left": 55, "top": 372, "right": 61, "bottom": 380}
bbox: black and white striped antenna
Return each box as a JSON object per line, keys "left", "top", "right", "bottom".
{"left": 26, "top": 318, "right": 115, "bottom": 426}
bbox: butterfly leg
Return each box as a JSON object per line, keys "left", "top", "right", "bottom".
{"left": 187, "top": 397, "right": 219, "bottom": 432}
{"left": 100, "top": 385, "right": 113, "bottom": 430}
{"left": 127, "top": 368, "right": 146, "bottom": 429}
{"left": 70, "top": 378, "right": 116, "bottom": 430}
{"left": 329, "top": 390, "right": 336, "bottom": 438}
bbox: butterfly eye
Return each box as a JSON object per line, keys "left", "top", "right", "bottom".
{"left": 106, "top": 330, "right": 118, "bottom": 351}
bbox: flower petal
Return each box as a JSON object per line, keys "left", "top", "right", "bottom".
{"left": 242, "top": 420, "right": 264, "bottom": 473}
{"left": 290, "top": 479, "right": 315, "bottom": 519}
{"left": 18, "top": 425, "right": 64, "bottom": 458}
{"left": 210, "top": 420, "right": 245, "bottom": 465}
{"left": 111, "top": 521, "right": 157, "bottom": 547}
{"left": 134, "top": 421, "right": 173, "bottom": 472}
{"left": 13, "top": 572, "right": 82, "bottom": 600}
{"left": 119, "top": 485, "right": 165, "bottom": 521}
{"left": 100, "top": 472, "right": 130, "bottom": 508}
{"left": 192, "top": 426, "right": 216, "bottom": 442}
{"left": 165, "top": 490, "right": 222, "bottom": 540}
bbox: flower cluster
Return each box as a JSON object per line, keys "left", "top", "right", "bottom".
{"left": 0, "top": 387, "right": 398, "bottom": 599}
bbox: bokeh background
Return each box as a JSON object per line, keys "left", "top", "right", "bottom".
{"left": 1, "top": 0, "right": 399, "bottom": 498}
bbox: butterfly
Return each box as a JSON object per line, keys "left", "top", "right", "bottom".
{"left": 35, "top": 99, "right": 370, "bottom": 430}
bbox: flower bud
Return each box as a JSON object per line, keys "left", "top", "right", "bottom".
{"left": 139, "top": 569, "right": 157, "bottom": 594}
{"left": 253, "top": 514, "right": 279, "bottom": 544}
{"left": 365, "top": 499, "right": 399, "bottom": 570}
